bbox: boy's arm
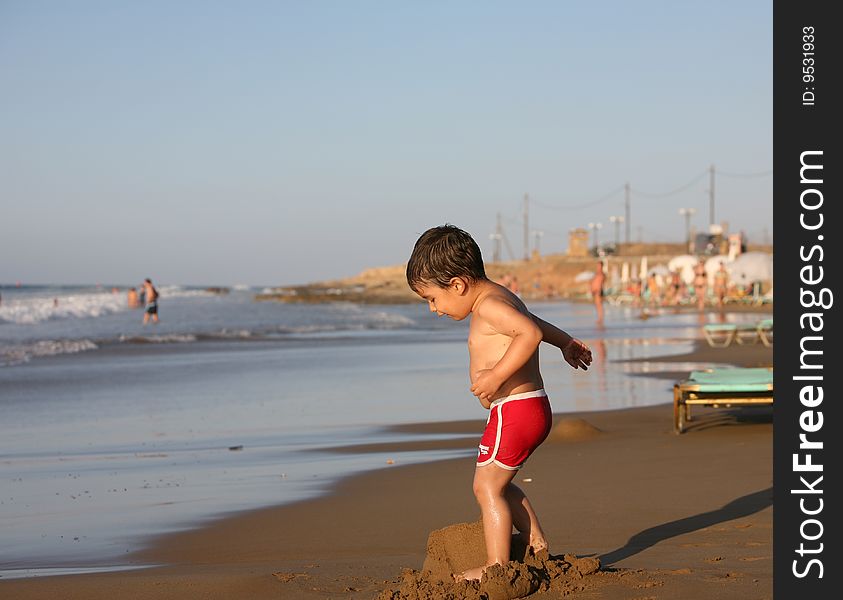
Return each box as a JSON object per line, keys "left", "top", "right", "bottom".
{"left": 470, "top": 299, "right": 543, "bottom": 404}
{"left": 531, "top": 313, "right": 592, "bottom": 370}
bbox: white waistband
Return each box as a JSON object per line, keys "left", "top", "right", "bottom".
{"left": 490, "top": 389, "right": 547, "bottom": 407}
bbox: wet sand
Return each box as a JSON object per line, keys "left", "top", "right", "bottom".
{"left": 1, "top": 340, "right": 772, "bottom": 599}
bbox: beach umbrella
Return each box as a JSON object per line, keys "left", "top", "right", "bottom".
{"left": 574, "top": 270, "right": 595, "bottom": 283}
{"left": 638, "top": 256, "right": 648, "bottom": 280}
{"left": 728, "top": 252, "right": 773, "bottom": 285}
{"left": 609, "top": 265, "right": 620, "bottom": 288}
{"left": 621, "top": 262, "right": 630, "bottom": 284}
{"left": 667, "top": 255, "right": 699, "bottom": 284}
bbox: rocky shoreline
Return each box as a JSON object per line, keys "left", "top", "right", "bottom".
{"left": 254, "top": 255, "right": 630, "bottom": 305}
{"left": 254, "top": 245, "right": 773, "bottom": 306}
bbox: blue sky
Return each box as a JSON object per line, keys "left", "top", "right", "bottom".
{"left": 0, "top": 1, "right": 772, "bottom": 286}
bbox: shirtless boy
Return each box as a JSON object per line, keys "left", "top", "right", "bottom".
{"left": 406, "top": 224, "right": 592, "bottom": 581}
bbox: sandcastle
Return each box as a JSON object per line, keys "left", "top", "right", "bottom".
{"left": 378, "top": 520, "right": 601, "bottom": 600}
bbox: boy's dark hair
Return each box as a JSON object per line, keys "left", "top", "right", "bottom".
{"left": 406, "top": 224, "right": 487, "bottom": 290}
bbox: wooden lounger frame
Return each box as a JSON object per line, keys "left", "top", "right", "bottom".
{"left": 673, "top": 368, "right": 773, "bottom": 434}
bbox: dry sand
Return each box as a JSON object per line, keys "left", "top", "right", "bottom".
{"left": 1, "top": 340, "right": 772, "bottom": 599}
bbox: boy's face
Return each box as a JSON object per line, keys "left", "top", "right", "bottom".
{"left": 414, "top": 279, "right": 471, "bottom": 321}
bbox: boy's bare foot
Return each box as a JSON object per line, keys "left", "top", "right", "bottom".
{"left": 517, "top": 531, "right": 548, "bottom": 556}
{"left": 454, "top": 565, "right": 487, "bottom": 582}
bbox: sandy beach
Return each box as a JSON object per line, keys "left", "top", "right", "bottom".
{"left": 1, "top": 337, "right": 772, "bottom": 600}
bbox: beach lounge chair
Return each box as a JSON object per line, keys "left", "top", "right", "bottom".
{"left": 735, "top": 322, "right": 761, "bottom": 345}
{"left": 673, "top": 367, "right": 773, "bottom": 434}
{"left": 757, "top": 318, "right": 773, "bottom": 346}
{"left": 702, "top": 323, "right": 736, "bottom": 347}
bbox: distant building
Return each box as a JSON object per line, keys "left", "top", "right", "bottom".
{"left": 568, "top": 228, "right": 589, "bottom": 258}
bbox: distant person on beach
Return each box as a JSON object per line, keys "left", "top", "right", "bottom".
{"left": 406, "top": 224, "right": 592, "bottom": 582}
{"left": 590, "top": 261, "right": 605, "bottom": 324}
{"left": 667, "top": 271, "right": 683, "bottom": 306}
{"left": 714, "top": 263, "right": 729, "bottom": 307}
{"left": 141, "top": 278, "right": 159, "bottom": 324}
{"left": 629, "top": 278, "right": 642, "bottom": 308}
{"left": 693, "top": 259, "right": 707, "bottom": 311}
{"left": 644, "top": 274, "right": 656, "bottom": 307}
{"left": 127, "top": 287, "right": 140, "bottom": 309}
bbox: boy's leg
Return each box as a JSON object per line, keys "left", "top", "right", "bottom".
{"left": 459, "top": 463, "right": 518, "bottom": 581}
{"left": 505, "top": 483, "right": 548, "bottom": 553}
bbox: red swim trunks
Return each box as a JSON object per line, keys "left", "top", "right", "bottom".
{"left": 477, "top": 390, "right": 552, "bottom": 470}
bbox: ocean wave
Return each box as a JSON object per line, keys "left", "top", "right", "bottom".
{"left": 0, "top": 286, "right": 220, "bottom": 326}
{"left": 155, "top": 286, "right": 219, "bottom": 299}
{"left": 0, "top": 293, "right": 125, "bottom": 325}
{"left": 275, "top": 313, "right": 417, "bottom": 335}
{"left": 321, "top": 304, "right": 418, "bottom": 329}
{"left": 0, "top": 339, "right": 99, "bottom": 366}
{"left": 117, "top": 334, "right": 199, "bottom": 344}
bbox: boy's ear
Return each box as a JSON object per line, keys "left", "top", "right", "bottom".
{"left": 449, "top": 277, "right": 469, "bottom": 295}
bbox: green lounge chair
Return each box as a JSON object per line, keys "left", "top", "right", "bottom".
{"left": 702, "top": 323, "right": 736, "bottom": 347}
{"left": 735, "top": 322, "right": 762, "bottom": 344}
{"left": 673, "top": 367, "right": 773, "bottom": 434}
{"left": 757, "top": 318, "right": 773, "bottom": 347}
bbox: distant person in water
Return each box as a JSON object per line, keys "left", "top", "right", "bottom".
{"left": 590, "top": 261, "right": 606, "bottom": 324}
{"left": 127, "top": 287, "right": 140, "bottom": 309}
{"left": 142, "top": 279, "right": 159, "bottom": 324}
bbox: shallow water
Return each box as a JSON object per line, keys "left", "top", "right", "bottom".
{"left": 0, "top": 288, "right": 763, "bottom": 575}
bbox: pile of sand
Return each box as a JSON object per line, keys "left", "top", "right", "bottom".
{"left": 377, "top": 521, "right": 600, "bottom": 600}
{"left": 546, "top": 417, "right": 603, "bottom": 442}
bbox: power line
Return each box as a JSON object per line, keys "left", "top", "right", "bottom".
{"left": 718, "top": 168, "right": 773, "bottom": 178}
{"left": 630, "top": 170, "right": 708, "bottom": 198}
{"left": 496, "top": 163, "right": 771, "bottom": 253}
{"left": 530, "top": 185, "right": 625, "bottom": 210}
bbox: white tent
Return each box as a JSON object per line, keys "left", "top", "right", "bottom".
{"left": 728, "top": 252, "right": 773, "bottom": 286}
{"left": 667, "top": 254, "right": 699, "bottom": 285}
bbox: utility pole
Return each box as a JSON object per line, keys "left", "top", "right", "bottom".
{"left": 588, "top": 222, "right": 603, "bottom": 253}
{"left": 531, "top": 230, "right": 544, "bottom": 256}
{"left": 679, "top": 207, "right": 696, "bottom": 250}
{"left": 624, "top": 182, "right": 631, "bottom": 244}
{"left": 523, "top": 193, "right": 529, "bottom": 261}
{"left": 490, "top": 213, "right": 503, "bottom": 263}
{"left": 709, "top": 164, "right": 716, "bottom": 228}
{"left": 609, "top": 215, "right": 624, "bottom": 247}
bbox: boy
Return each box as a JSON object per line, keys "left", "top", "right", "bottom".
{"left": 406, "top": 224, "right": 592, "bottom": 581}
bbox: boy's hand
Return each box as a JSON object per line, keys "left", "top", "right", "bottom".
{"left": 470, "top": 369, "right": 503, "bottom": 404}
{"left": 562, "top": 338, "right": 592, "bottom": 370}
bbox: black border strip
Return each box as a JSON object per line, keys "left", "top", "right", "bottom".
{"left": 773, "top": 1, "right": 839, "bottom": 597}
